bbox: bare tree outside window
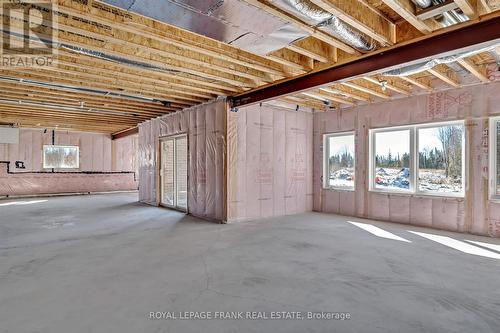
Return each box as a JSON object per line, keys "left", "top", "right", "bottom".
{"left": 418, "top": 125, "right": 463, "bottom": 193}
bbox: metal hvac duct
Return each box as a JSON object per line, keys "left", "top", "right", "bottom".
{"left": 437, "top": 10, "right": 468, "bottom": 27}
{"left": 410, "top": 0, "right": 432, "bottom": 8}
{"left": 383, "top": 0, "right": 474, "bottom": 76}
{"left": 383, "top": 44, "right": 498, "bottom": 77}
{"left": 274, "top": 0, "right": 376, "bottom": 52}
{"left": 431, "top": 0, "right": 468, "bottom": 26}
{"left": 101, "top": 0, "right": 309, "bottom": 56}
{"left": 412, "top": 0, "right": 468, "bottom": 27}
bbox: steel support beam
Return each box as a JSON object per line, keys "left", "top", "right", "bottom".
{"left": 230, "top": 15, "right": 500, "bottom": 108}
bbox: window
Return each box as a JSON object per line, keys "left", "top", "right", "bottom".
{"left": 490, "top": 117, "right": 500, "bottom": 199}
{"left": 323, "top": 132, "right": 355, "bottom": 190}
{"left": 43, "top": 145, "right": 79, "bottom": 169}
{"left": 160, "top": 135, "right": 188, "bottom": 211}
{"left": 418, "top": 125, "right": 464, "bottom": 194}
{"left": 370, "top": 121, "right": 464, "bottom": 196}
{"left": 373, "top": 129, "right": 411, "bottom": 191}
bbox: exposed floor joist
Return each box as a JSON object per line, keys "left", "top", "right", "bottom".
{"left": 1, "top": 0, "right": 499, "bottom": 134}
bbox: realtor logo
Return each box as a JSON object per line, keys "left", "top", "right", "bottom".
{"left": 1, "top": 0, "right": 57, "bottom": 67}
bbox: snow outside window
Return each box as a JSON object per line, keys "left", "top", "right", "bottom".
{"left": 489, "top": 117, "right": 500, "bottom": 199}
{"left": 323, "top": 132, "right": 355, "bottom": 190}
{"left": 370, "top": 121, "right": 464, "bottom": 197}
{"left": 373, "top": 129, "right": 411, "bottom": 191}
{"left": 43, "top": 145, "right": 79, "bottom": 169}
{"left": 418, "top": 124, "right": 464, "bottom": 194}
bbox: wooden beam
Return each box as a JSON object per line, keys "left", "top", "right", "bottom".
{"left": 112, "top": 127, "right": 139, "bottom": 140}
{"left": 382, "top": 0, "right": 433, "bottom": 33}
{"left": 478, "top": 0, "right": 493, "bottom": 14}
{"left": 453, "top": 0, "right": 477, "bottom": 18}
{"left": 286, "top": 37, "right": 337, "bottom": 63}
{"left": 310, "top": 0, "right": 396, "bottom": 45}
{"left": 0, "top": 118, "right": 134, "bottom": 134}
{"left": 457, "top": 57, "right": 490, "bottom": 82}
{"left": 267, "top": 49, "right": 312, "bottom": 72}
{"left": 57, "top": 0, "right": 288, "bottom": 76}
{"left": 0, "top": 80, "right": 176, "bottom": 112}
{"left": 427, "top": 64, "right": 461, "bottom": 87}
{"left": 0, "top": 89, "right": 171, "bottom": 118}
{"left": 314, "top": 89, "right": 356, "bottom": 105}
{"left": 364, "top": 76, "right": 411, "bottom": 95}
{"left": 328, "top": 84, "right": 371, "bottom": 101}
{"left": 342, "top": 81, "right": 391, "bottom": 99}
{"left": 4, "top": 16, "right": 260, "bottom": 89}
{"left": 399, "top": 75, "right": 433, "bottom": 91}
{"left": 0, "top": 93, "right": 165, "bottom": 119}
{"left": 1, "top": 68, "right": 198, "bottom": 106}
{"left": 282, "top": 96, "right": 327, "bottom": 110}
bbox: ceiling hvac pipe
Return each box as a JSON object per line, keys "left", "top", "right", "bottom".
{"left": 411, "top": 0, "right": 469, "bottom": 27}
{"left": 410, "top": 0, "right": 432, "bottom": 8}
{"left": 276, "top": 0, "right": 376, "bottom": 52}
{"left": 383, "top": 44, "right": 499, "bottom": 77}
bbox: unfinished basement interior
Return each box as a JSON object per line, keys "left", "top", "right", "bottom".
{"left": 1, "top": 0, "right": 500, "bottom": 332}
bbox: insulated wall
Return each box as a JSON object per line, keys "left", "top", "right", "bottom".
{"left": 138, "top": 99, "right": 225, "bottom": 221}
{"left": 113, "top": 134, "right": 139, "bottom": 175}
{"left": 227, "top": 104, "right": 313, "bottom": 222}
{"left": 0, "top": 129, "right": 138, "bottom": 196}
{"left": 0, "top": 129, "right": 113, "bottom": 172}
{"left": 314, "top": 81, "right": 500, "bottom": 237}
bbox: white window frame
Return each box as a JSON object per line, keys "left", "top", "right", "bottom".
{"left": 323, "top": 131, "right": 355, "bottom": 191}
{"left": 43, "top": 145, "right": 80, "bottom": 169}
{"left": 369, "top": 120, "right": 465, "bottom": 197}
{"left": 489, "top": 116, "right": 500, "bottom": 200}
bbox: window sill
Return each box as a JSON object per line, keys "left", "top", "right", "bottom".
{"left": 488, "top": 197, "right": 500, "bottom": 203}
{"left": 368, "top": 188, "right": 465, "bottom": 199}
{"left": 322, "top": 187, "right": 355, "bottom": 192}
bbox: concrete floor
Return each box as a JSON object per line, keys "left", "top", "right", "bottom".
{"left": 1, "top": 193, "right": 500, "bottom": 333}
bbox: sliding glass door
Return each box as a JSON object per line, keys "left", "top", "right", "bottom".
{"left": 160, "top": 135, "right": 188, "bottom": 211}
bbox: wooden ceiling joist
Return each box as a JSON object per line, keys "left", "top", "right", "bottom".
{"left": 1, "top": 0, "right": 499, "bottom": 134}
{"left": 1, "top": 68, "right": 197, "bottom": 107}
{"left": 341, "top": 81, "right": 391, "bottom": 99}
{"left": 453, "top": 0, "right": 477, "bottom": 18}
{"left": 267, "top": 49, "right": 312, "bottom": 72}
{"left": 0, "top": 92, "right": 170, "bottom": 119}
{"left": 282, "top": 96, "right": 327, "bottom": 110}
{"left": 416, "top": 0, "right": 459, "bottom": 20}
{"left": 364, "top": 76, "right": 411, "bottom": 95}
{"left": 427, "top": 64, "right": 461, "bottom": 87}
{"left": 456, "top": 57, "right": 490, "bottom": 82}
{"left": 315, "top": 89, "right": 356, "bottom": 105}
{"left": 328, "top": 84, "right": 371, "bottom": 101}
{"left": 57, "top": 0, "right": 288, "bottom": 76}
{"left": 399, "top": 75, "right": 434, "bottom": 91}
{"left": 286, "top": 37, "right": 337, "bottom": 63}
{"left": 382, "top": 0, "right": 433, "bottom": 33}
{"left": 0, "top": 81, "right": 174, "bottom": 113}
